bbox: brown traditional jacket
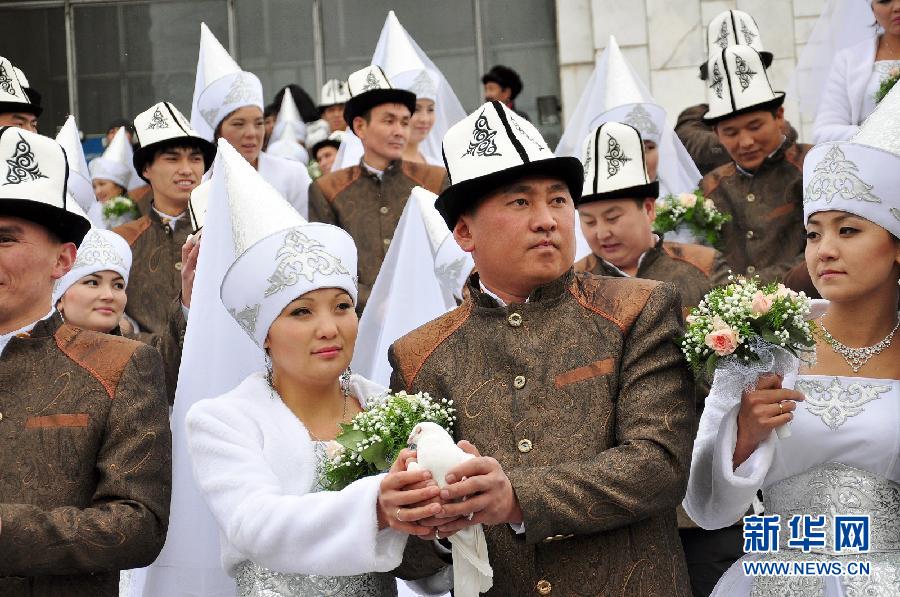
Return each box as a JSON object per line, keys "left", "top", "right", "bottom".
{"left": 675, "top": 103, "right": 800, "bottom": 176}
{"left": 307, "top": 159, "right": 448, "bottom": 312}
{"left": 113, "top": 206, "right": 191, "bottom": 343}
{"left": 700, "top": 140, "right": 811, "bottom": 284}
{"left": 390, "top": 270, "right": 695, "bottom": 596}
{"left": 575, "top": 238, "right": 729, "bottom": 310}
{"left": 0, "top": 313, "right": 171, "bottom": 597}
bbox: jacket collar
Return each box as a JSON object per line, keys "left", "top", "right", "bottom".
{"left": 467, "top": 268, "right": 574, "bottom": 310}
{"left": 735, "top": 135, "right": 789, "bottom": 177}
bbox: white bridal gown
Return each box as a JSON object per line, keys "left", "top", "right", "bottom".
{"left": 685, "top": 371, "right": 900, "bottom": 597}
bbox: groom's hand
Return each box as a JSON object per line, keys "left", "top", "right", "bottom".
{"left": 434, "top": 442, "right": 523, "bottom": 532}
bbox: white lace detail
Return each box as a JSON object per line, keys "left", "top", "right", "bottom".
{"left": 796, "top": 377, "right": 890, "bottom": 430}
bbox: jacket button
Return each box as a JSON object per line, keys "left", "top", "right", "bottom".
{"left": 174, "top": 261, "right": 183, "bottom": 271}
{"left": 517, "top": 438, "right": 532, "bottom": 453}
{"left": 507, "top": 312, "right": 522, "bottom": 327}
{"left": 383, "top": 238, "right": 391, "bottom": 246}
{"left": 0, "top": 412, "right": 3, "bottom": 422}
{"left": 536, "top": 579, "right": 552, "bottom": 595}
{"left": 379, "top": 206, "right": 389, "bottom": 215}
{"left": 746, "top": 265, "right": 756, "bottom": 274}
{"left": 513, "top": 375, "right": 526, "bottom": 389}
{"left": 746, "top": 230, "right": 754, "bottom": 239}
{"left": 746, "top": 193, "right": 755, "bottom": 202}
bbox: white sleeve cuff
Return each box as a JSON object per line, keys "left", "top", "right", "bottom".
{"left": 509, "top": 521, "right": 526, "bottom": 534}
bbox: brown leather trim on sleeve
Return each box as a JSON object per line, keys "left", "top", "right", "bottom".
{"left": 401, "top": 161, "right": 448, "bottom": 194}
{"left": 554, "top": 358, "right": 614, "bottom": 389}
{"left": 54, "top": 325, "right": 142, "bottom": 399}
{"left": 661, "top": 242, "right": 718, "bottom": 277}
{"left": 25, "top": 413, "right": 89, "bottom": 429}
{"left": 569, "top": 273, "right": 658, "bottom": 334}
{"left": 765, "top": 202, "right": 798, "bottom": 221}
{"left": 784, "top": 143, "right": 812, "bottom": 171}
{"left": 391, "top": 301, "right": 473, "bottom": 391}
{"left": 112, "top": 216, "right": 152, "bottom": 247}
{"left": 315, "top": 166, "right": 362, "bottom": 203}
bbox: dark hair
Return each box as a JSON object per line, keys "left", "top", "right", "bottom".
{"left": 481, "top": 65, "right": 524, "bottom": 100}
{"left": 263, "top": 103, "right": 279, "bottom": 119}
{"left": 149, "top": 139, "right": 206, "bottom": 164}
{"left": 106, "top": 118, "right": 135, "bottom": 136}
{"left": 272, "top": 84, "right": 320, "bottom": 123}
{"left": 312, "top": 140, "right": 341, "bottom": 162}
{"left": 351, "top": 109, "right": 373, "bottom": 136}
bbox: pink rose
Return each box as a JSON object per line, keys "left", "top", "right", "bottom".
{"left": 751, "top": 291, "right": 773, "bottom": 316}
{"left": 705, "top": 327, "right": 739, "bottom": 356}
{"left": 678, "top": 192, "right": 697, "bottom": 208}
{"left": 774, "top": 283, "right": 793, "bottom": 299}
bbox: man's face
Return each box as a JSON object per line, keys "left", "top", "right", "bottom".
{"left": 483, "top": 82, "right": 512, "bottom": 104}
{"left": 323, "top": 104, "right": 346, "bottom": 132}
{"left": 0, "top": 112, "right": 38, "bottom": 133}
{"left": 578, "top": 199, "right": 656, "bottom": 273}
{"left": 0, "top": 216, "right": 75, "bottom": 330}
{"left": 142, "top": 146, "right": 205, "bottom": 208}
{"left": 354, "top": 103, "right": 410, "bottom": 163}
{"left": 455, "top": 176, "right": 575, "bottom": 296}
{"left": 715, "top": 108, "right": 785, "bottom": 171}
{"left": 315, "top": 146, "right": 338, "bottom": 175}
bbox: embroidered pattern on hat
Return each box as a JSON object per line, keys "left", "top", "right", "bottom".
{"left": 265, "top": 230, "right": 351, "bottom": 297}
{"left": 147, "top": 107, "right": 169, "bottom": 130}
{"left": 892, "top": 207, "right": 900, "bottom": 222}
{"left": 463, "top": 111, "right": 501, "bottom": 158}
{"left": 0, "top": 63, "right": 16, "bottom": 96}
{"left": 4, "top": 133, "right": 47, "bottom": 185}
{"left": 361, "top": 71, "right": 381, "bottom": 93}
{"left": 624, "top": 105, "right": 660, "bottom": 139}
{"left": 734, "top": 55, "right": 757, "bottom": 91}
{"left": 604, "top": 135, "right": 631, "bottom": 178}
{"left": 740, "top": 21, "right": 757, "bottom": 45}
{"left": 714, "top": 20, "right": 730, "bottom": 50}
{"left": 229, "top": 304, "right": 260, "bottom": 336}
{"left": 804, "top": 146, "right": 880, "bottom": 205}
{"left": 73, "top": 232, "right": 126, "bottom": 269}
{"left": 709, "top": 63, "right": 724, "bottom": 99}
{"left": 510, "top": 118, "right": 546, "bottom": 152}
{"left": 223, "top": 73, "right": 259, "bottom": 106}
{"left": 583, "top": 145, "right": 592, "bottom": 178}
{"left": 435, "top": 257, "right": 468, "bottom": 294}
{"left": 201, "top": 108, "right": 220, "bottom": 128}
{"left": 410, "top": 70, "right": 437, "bottom": 98}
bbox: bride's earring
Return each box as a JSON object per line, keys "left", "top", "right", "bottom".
{"left": 264, "top": 352, "right": 274, "bottom": 391}
{"left": 339, "top": 367, "right": 352, "bottom": 397}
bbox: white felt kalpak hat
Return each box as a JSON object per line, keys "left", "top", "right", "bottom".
{"left": 89, "top": 127, "right": 136, "bottom": 189}
{"left": 218, "top": 139, "right": 357, "bottom": 347}
{"left": 52, "top": 228, "right": 132, "bottom": 305}
{"left": 343, "top": 65, "right": 416, "bottom": 129}
{"left": 55, "top": 115, "right": 94, "bottom": 212}
{"left": 703, "top": 46, "right": 784, "bottom": 125}
{"left": 0, "top": 56, "right": 40, "bottom": 116}
{"left": 0, "top": 126, "right": 90, "bottom": 244}
{"left": 271, "top": 88, "right": 307, "bottom": 143}
{"left": 190, "top": 22, "right": 264, "bottom": 142}
{"left": 803, "top": 78, "right": 900, "bottom": 239}
{"left": 133, "top": 101, "right": 216, "bottom": 182}
{"left": 701, "top": 10, "right": 772, "bottom": 80}
{"left": 579, "top": 122, "right": 658, "bottom": 205}
{"left": 318, "top": 79, "right": 350, "bottom": 109}
{"left": 436, "top": 100, "right": 583, "bottom": 229}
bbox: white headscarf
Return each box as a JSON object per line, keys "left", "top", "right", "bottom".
{"left": 52, "top": 228, "right": 132, "bottom": 305}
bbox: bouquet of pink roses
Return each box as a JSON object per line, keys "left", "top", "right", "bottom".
{"left": 681, "top": 276, "right": 816, "bottom": 438}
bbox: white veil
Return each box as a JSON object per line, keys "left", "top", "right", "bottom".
{"left": 790, "top": 0, "right": 879, "bottom": 122}
{"left": 333, "top": 11, "right": 466, "bottom": 171}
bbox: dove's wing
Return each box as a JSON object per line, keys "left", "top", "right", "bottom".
{"left": 449, "top": 525, "right": 493, "bottom": 597}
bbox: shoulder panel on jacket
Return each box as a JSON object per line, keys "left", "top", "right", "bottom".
{"left": 661, "top": 241, "right": 718, "bottom": 277}
{"left": 400, "top": 161, "right": 447, "bottom": 194}
{"left": 54, "top": 324, "right": 143, "bottom": 399}
{"left": 391, "top": 301, "right": 473, "bottom": 391}
{"left": 315, "top": 166, "right": 363, "bottom": 203}
{"left": 112, "top": 216, "right": 152, "bottom": 247}
{"left": 568, "top": 272, "right": 659, "bottom": 334}
{"left": 573, "top": 253, "right": 598, "bottom": 273}
{"left": 785, "top": 143, "right": 812, "bottom": 171}
{"left": 700, "top": 162, "right": 737, "bottom": 196}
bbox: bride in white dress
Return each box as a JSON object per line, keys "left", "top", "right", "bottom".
{"left": 684, "top": 109, "right": 900, "bottom": 594}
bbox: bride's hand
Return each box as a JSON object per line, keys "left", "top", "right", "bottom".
{"left": 733, "top": 374, "right": 804, "bottom": 469}
{"left": 377, "top": 448, "right": 442, "bottom": 536}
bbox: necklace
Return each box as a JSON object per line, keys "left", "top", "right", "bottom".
{"left": 306, "top": 395, "right": 349, "bottom": 442}
{"left": 819, "top": 316, "right": 899, "bottom": 373}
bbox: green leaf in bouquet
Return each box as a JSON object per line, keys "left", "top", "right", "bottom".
{"left": 361, "top": 440, "right": 391, "bottom": 471}
{"left": 704, "top": 354, "right": 719, "bottom": 380}
{"left": 761, "top": 329, "right": 781, "bottom": 345}
{"left": 336, "top": 428, "right": 366, "bottom": 450}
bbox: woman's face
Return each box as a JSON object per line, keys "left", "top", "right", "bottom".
{"left": 873, "top": 1, "right": 900, "bottom": 37}
{"left": 93, "top": 179, "right": 126, "bottom": 202}
{"left": 265, "top": 288, "right": 358, "bottom": 387}
{"left": 409, "top": 99, "right": 436, "bottom": 145}
{"left": 218, "top": 106, "right": 265, "bottom": 166}
{"left": 57, "top": 270, "right": 127, "bottom": 334}
{"left": 805, "top": 210, "right": 900, "bottom": 302}
{"left": 644, "top": 140, "right": 659, "bottom": 181}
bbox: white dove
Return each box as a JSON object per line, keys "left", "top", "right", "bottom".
{"left": 407, "top": 422, "right": 493, "bottom": 597}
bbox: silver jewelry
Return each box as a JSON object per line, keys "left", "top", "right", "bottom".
{"left": 435, "top": 529, "right": 441, "bottom": 540}
{"left": 339, "top": 367, "right": 352, "bottom": 397}
{"left": 819, "top": 316, "right": 899, "bottom": 373}
{"left": 264, "top": 351, "right": 274, "bottom": 393}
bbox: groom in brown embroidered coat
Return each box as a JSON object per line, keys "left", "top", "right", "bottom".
{"left": 388, "top": 103, "right": 694, "bottom": 596}
{"left": 0, "top": 127, "right": 171, "bottom": 597}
